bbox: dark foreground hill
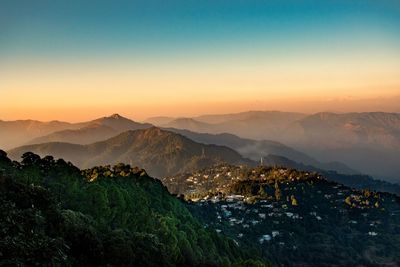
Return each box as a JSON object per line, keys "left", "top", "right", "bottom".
{"left": 0, "top": 151, "right": 266, "bottom": 266}
{"left": 8, "top": 127, "right": 253, "bottom": 178}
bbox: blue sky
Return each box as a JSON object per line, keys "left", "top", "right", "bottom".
{"left": 1, "top": 0, "right": 400, "bottom": 121}
{"left": 1, "top": 0, "right": 399, "bottom": 60}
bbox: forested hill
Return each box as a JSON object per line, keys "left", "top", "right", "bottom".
{"left": 0, "top": 150, "right": 267, "bottom": 267}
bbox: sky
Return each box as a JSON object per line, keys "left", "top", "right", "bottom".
{"left": 1, "top": 0, "right": 400, "bottom": 122}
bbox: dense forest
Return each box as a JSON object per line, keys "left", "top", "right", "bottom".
{"left": 0, "top": 150, "right": 267, "bottom": 267}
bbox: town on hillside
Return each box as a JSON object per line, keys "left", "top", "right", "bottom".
{"left": 165, "top": 164, "right": 400, "bottom": 266}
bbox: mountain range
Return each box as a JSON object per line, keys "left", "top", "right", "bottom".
{"left": 8, "top": 127, "right": 253, "bottom": 177}
{"left": 148, "top": 111, "right": 400, "bottom": 182}
{"left": 163, "top": 128, "right": 357, "bottom": 175}
{"left": 3, "top": 111, "right": 400, "bottom": 182}
{"left": 3, "top": 113, "right": 356, "bottom": 175}
{"left": 0, "top": 114, "right": 151, "bottom": 149}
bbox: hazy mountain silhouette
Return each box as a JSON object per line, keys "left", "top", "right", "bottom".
{"left": 164, "top": 128, "right": 357, "bottom": 175}
{"left": 163, "top": 118, "right": 218, "bottom": 133}
{"left": 4, "top": 111, "right": 400, "bottom": 182}
{"left": 160, "top": 111, "right": 306, "bottom": 141}
{"left": 9, "top": 127, "right": 253, "bottom": 177}
{"left": 151, "top": 111, "right": 400, "bottom": 182}
{"left": 145, "top": 116, "right": 175, "bottom": 125}
{"left": 0, "top": 119, "right": 73, "bottom": 150}
{"left": 283, "top": 112, "right": 400, "bottom": 182}
{"left": 28, "top": 114, "right": 152, "bottom": 145}
{"left": 283, "top": 112, "right": 400, "bottom": 148}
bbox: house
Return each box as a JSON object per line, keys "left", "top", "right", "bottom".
{"left": 272, "top": 231, "right": 280, "bottom": 238}
{"left": 285, "top": 212, "right": 294, "bottom": 218}
{"left": 225, "top": 195, "right": 244, "bottom": 202}
{"left": 259, "top": 234, "right": 272, "bottom": 244}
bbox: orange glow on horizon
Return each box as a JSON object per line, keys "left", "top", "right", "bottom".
{"left": 1, "top": 51, "right": 400, "bottom": 122}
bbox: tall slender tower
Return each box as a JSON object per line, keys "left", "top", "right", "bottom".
{"left": 260, "top": 157, "right": 263, "bottom": 166}
{"left": 201, "top": 147, "right": 206, "bottom": 158}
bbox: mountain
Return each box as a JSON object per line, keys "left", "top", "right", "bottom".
{"left": 157, "top": 111, "right": 400, "bottom": 147}
{"left": 282, "top": 112, "right": 400, "bottom": 182}
{"left": 164, "top": 128, "right": 357, "bottom": 175}
{"left": 0, "top": 119, "right": 73, "bottom": 150}
{"left": 145, "top": 116, "right": 175, "bottom": 125}
{"left": 195, "top": 111, "right": 306, "bottom": 138}
{"left": 163, "top": 118, "right": 218, "bottom": 133}
{"left": 8, "top": 127, "right": 254, "bottom": 177}
{"left": 159, "top": 111, "right": 307, "bottom": 141}
{"left": 284, "top": 112, "right": 400, "bottom": 149}
{"left": 28, "top": 114, "right": 152, "bottom": 145}
{"left": 152, "top": 111, "right": 400, "bottom": 182}
{"left": 194, "top": 111, "right": 307, "bottom": 124}
{"left": 81, "top": 113, "right": 152, "bottom": 132}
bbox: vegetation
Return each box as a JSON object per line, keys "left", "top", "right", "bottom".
{"left": 0, "top": 150, "right": 267, "bottom": 266}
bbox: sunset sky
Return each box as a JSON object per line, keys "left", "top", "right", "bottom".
{"left": 1, "top": 0, "right": 400, "bottom": 122}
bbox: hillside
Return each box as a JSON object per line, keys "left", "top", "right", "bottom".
{"left": 165, "top": 165, "right": 400, "bottom": 266}
{"left": 8, "top": 127, "right": 254, "bottom": 177}
{"left": 0, "top": 151, "right": 265, "bottom": 266}
{"left": 248, "top": 155, "right": 400, "bottom": 196}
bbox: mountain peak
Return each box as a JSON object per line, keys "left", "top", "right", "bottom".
{"left": 109, "top": 113, "right": 123, "bottom": 119}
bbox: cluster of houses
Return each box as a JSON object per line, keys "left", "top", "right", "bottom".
{"left": 168, "top": 165, "right": 390, "bottom": 246}
{"left": 195, "top": 188, "right": 386, "bottom": 246}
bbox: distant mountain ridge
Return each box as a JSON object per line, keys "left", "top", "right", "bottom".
{"left": 0, "top": 119, "right": 73, "bottom": 150}
{"left": 148, "top": 111, "right": 400, "bottom": 182}
{"left": 29, "top": 114, "right": 152, "bottom": 145}
{"left": 8, "top": 127, "right": 253, "bottom": 177}
{"left": 160, "top": 111, "right": 306, "bottom": 140}
{"left": 0, "top": 114, "right": 152, "bottom": 149}
{"left": 4, "top": 111, "right": 400, "bottom": 182}
{"left": 163, "top": 127, "right": 357, "bottom": 175}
